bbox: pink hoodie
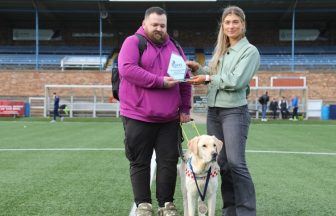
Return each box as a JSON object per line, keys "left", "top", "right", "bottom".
{"left": 118, "top": 27, "right": 192, "bottom": 123}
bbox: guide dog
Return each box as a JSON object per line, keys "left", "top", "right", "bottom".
{"left": 179, "top": 135, "right": 223, "bottom": 216}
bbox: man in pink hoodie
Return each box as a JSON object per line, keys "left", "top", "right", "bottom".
{"left": 118, "top": 6, "right": 191, "bottom": 216}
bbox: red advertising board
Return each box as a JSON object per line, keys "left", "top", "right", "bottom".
{"left": 0, "top": 100, "right": 25, "bottom": 117}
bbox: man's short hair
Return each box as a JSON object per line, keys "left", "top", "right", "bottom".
{"left": 144, "top": 7, "right": 167, "bottom": 19}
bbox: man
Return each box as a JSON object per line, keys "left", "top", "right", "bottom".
{"left": 290, "top": 95, "right": 299, "bottom": 121}
{"left": 118, "top": 7, "right": 191, "bottom": 216}
{"left": 50, "top": 92, "right": 60, "bottom": 123}
{"left": 258, "top": 91, "right": 269, "bottom": 121}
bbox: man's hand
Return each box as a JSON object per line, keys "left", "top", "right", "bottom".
{"left": 180, "top": 113, "right": 191, "bottom": 123}
{"left": 186, "top": 75, "right": 206, "bottom": 85}
{"left": 163, "top": 76, "right": 178, "bottom": 88}
{"left": 185, "top": 61, "right": 201, "bottom": 74}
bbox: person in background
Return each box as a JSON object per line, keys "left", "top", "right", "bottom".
{"left": 279, "top": 96, "right": 290, "bottom": 119}
{"left": 50, "top": 92, "right": 60, "bottom": 123}
{"left": 269, "top": 97, "right": 279, "bottom": 119}
{"left": 118, "top": 6, "right": 191, "bottom": 216}
{"left": 290, "top": 95, "right": 299, "bottom": 121}
{"left": 186, "top": 5, "right": 259, "bottom": 216}
{"left": 258, "top": 91, "right": 269, "bottom": 122}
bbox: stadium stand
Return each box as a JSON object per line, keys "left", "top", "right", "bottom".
{"left": 0, "top": 45, "right": 113, "bottom": 55}
{"left": 260, "top": 54, "right": 336, "bottom": 70}
{"left": 183, "top": 47, "right": 196, "bottom": 61}
{"left": 0, "top": 54, "right": 64, "bottom": 66}
{"left": 258, "top": 46, "right": 336, "bottom": 70}
{"left": 0, "top": 45, "right": 113, "bottom": 69}
{"left": 203, "top": 47, "right": 336, "bottom": 70}
{"left": 258, "top": 46, "right": 336, "bottom": 55}
{"left": 60, "top": 55, "right": 108, "bottom": 70}
{"left": 1, "top": 0, "right": 336, "bottom": 119}
{"left": 203, "top": 48, "right": 213, "bottom": 66}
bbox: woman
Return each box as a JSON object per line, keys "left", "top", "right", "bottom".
{"left": 186, "top": 6, "right": 260, "bottom": 216}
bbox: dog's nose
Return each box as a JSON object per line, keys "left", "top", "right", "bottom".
{"left": 212, "top": 152, "right": 218, "bottom": 160}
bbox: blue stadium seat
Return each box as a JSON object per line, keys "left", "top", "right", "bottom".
{"left": 0, "top": 45, "right": 114, "bottom": 55}
{"left": 260, "top": 54, "right": 336, "bottom": 70}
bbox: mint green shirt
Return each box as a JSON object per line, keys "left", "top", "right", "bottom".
{"left": 199, "top": 37, "right": 260, "bottom": 108}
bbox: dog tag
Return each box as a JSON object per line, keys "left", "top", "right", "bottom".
{"left": 198, "top": 201, "right": 208, "bottom": 214}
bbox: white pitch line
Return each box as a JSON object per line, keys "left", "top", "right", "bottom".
{"left": 247, "top": 150, "right": 336, "bottom": 156}
{"left": 1, "top": 148, "right": 336, "bottom": 156}
{"left": 0, "top": 148, "right": 123, "bottom": 151}
{"left": 129, "top": 151, "right": 156, "bottom": 216}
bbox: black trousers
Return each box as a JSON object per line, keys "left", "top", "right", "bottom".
{"left": 271, "top": 109, "right": 277, "bottom": 119}
{"left": 122, "top": 116, "right": 179, "bottom": 207}
{"left": 281, "top": 109, "right": 289, "bottom": 119}
{"left": 53, "top": 108, "right": 59, "bottom": 120}
{"left": 292, "top": 107, "right": 298, "bottom": 119}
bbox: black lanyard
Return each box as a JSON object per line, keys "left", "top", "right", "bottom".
{"left": 189, "top": 160, "right": 212, "bottom": 202}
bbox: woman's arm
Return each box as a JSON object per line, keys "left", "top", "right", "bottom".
{"left": 211, "top": 46, "right": 260, "bottom": 91}
{"left": 185, "top": 61, "right": 211, "bottom": 84}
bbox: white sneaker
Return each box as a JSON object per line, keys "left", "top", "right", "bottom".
{"left": 61, "top": 117, "right": 64, "bottom": 122}
{"left": 50, "top": 120, "right": 56, "bottom": 123}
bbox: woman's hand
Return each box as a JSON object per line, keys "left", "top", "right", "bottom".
{"left": 186, "top": 61, "right": 201, "bottom": 74}
{"left": 187, "top": 75, "right": 206, "bottom": 85}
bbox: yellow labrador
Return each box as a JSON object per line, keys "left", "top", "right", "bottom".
{"left": 179, "top": 135, "right": 223, "bottom": 216}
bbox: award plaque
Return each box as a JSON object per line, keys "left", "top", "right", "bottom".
{"left": 167, "top": 53, "right": 187, "bottom": 81}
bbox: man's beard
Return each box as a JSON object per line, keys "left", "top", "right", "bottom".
{"left": 149, "top": 31, "right": 166, "bottom": 44}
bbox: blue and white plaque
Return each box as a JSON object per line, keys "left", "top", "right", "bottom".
{"left": 167, "top": 53, "right": 187, "bottom": 81}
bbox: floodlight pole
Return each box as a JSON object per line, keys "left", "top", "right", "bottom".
{"left": 35, "top": 8, "right": 39, "bottom": 70}
{"left": 291, "top": 3, "right": 297, "bottom": 72}
{"left": 99, "top": 12, "right": 103, "bottom": 71}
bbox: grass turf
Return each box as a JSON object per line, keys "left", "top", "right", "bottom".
{"left": 0, "top": 119, "right": 335, "bottom": 215}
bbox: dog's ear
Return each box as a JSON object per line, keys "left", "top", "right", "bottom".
{"left": 212, "top": 135, "right": 223, "bottom": 152}
{"left": 188, "top": 136, "right": 200, "bottom": 155}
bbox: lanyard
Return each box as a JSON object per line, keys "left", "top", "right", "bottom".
{"left": 189, "top": 158, "right": 212, "bottom": 202}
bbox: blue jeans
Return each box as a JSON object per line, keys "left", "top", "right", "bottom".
{"left": 207, "top": 106, "right": 256, "bottom": 216}
{"left": 261, "top": 104, "right": 267, "bottom": 119}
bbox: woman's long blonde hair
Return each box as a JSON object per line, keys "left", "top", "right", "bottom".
{"left": 209, "top": 6, "right": 246, "bottom": 74}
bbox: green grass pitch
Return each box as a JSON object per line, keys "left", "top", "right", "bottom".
{"left": 0, "top": 118, "right": 335, "bottom": 215}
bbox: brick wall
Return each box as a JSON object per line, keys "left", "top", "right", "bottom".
{"left": 0, "top": 70, "right": 112, "bottom": 98}
{"left": 255, "top": 71, "right": 336, "bottom": 103}
{"left": 0, "top": 70, "right": 335, "bottom": 103}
